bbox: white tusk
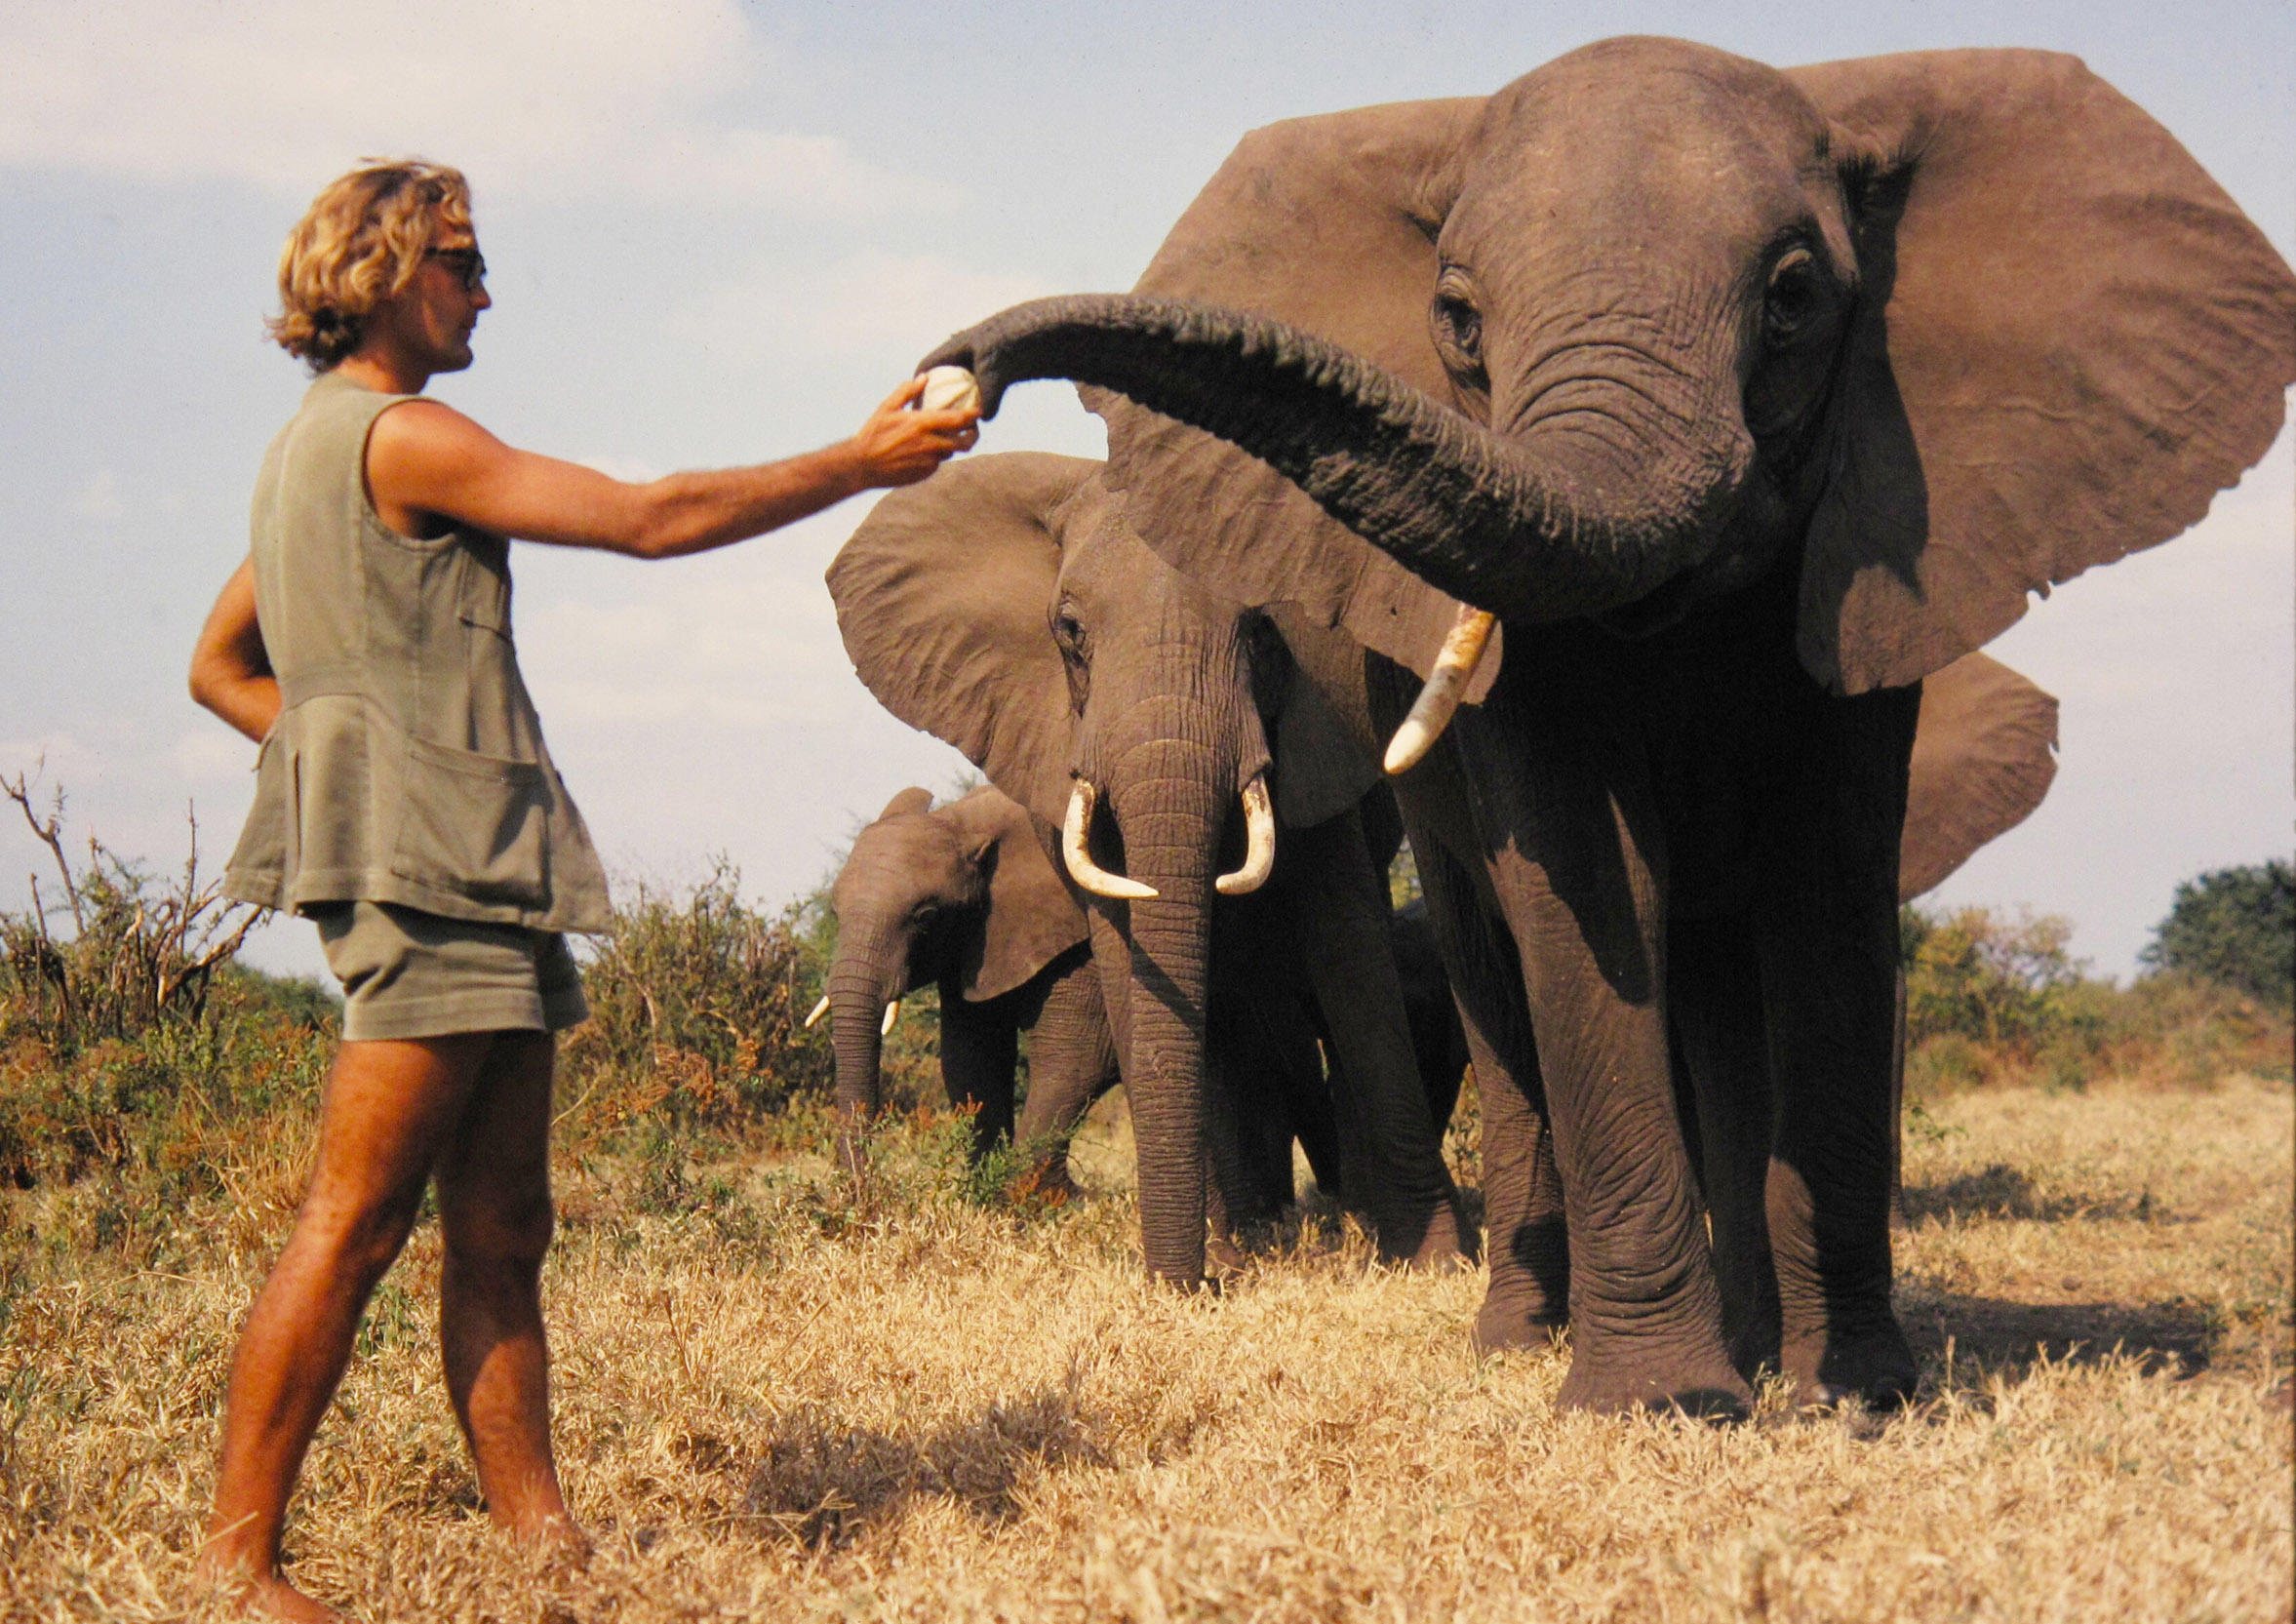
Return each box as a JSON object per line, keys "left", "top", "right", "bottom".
{"left": 881, "top": 998, "right": 900, "bottom": 1037}
{"left": 1215, "top": 776, "right": 1277, "bottom": 896}
{"left": 1062, "top": 778, "right": 1159, "bottom": 900}
{"left": 1384, "top": 607, "right": 1497, "bottom": 775}
{"left": 803, "top": 994, "right": 830, "bottom": 1031}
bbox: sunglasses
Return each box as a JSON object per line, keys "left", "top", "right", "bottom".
{"left": 424, "top": 246, "right": 488, "bottom": 293}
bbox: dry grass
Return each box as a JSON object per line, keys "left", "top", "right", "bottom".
{"left": 0, "top": 1060, "right": 2288, "bottom": 1622}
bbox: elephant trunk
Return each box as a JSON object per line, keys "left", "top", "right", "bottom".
{"left": 924, "top": 294, "right": 1749, "bottom": 624}
{"left": 1086, "top": 677, "right": 1247, "bottom": 1287}
{"left": 825, "top": 922, "right": 908, "bottom": 1169}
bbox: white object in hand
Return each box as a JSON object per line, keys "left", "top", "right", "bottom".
{"left": 917, "top": 365, "right": 982, "bottom": 415}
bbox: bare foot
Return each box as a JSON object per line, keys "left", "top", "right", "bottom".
{"left": 527, "top": 1512, "right": 594, "bottom": 1571}
{"left": 202, "top": 1567, "right": 347, "bottom": 1623}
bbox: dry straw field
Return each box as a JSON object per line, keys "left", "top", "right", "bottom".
{"left": 0, "top": 851, "right": 2289, "bottom": 1622}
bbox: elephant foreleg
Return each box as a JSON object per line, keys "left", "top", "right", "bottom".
{"left": 1753, "top": 682, "right": 1920, "bottom": 1409}
{"left": 1668, "top": 911, "right": 1781, "bottom": 1382}
{"left": 1456, "top": 671, "right": 1745, "bottom": 1417}
{"left": 936, "top": 981, "right": 1018, "bottom": 1163}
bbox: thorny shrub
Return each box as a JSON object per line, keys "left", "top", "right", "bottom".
{"left": 0, "top": 772, "right": 260, "bottom": 1054}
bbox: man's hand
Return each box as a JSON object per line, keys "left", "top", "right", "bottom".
{"left": 363, "top": 374, "right": 982, "bottom": 562}
{"left": 846, "top": 376, "right": 980, "bottom": 489}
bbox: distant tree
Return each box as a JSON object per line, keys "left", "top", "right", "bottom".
{"left": 2141, "top": 860, "right": 2294, "bottom": 1008}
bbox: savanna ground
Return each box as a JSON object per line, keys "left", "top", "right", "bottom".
{"left": 1, "top": 811, "right": 2289, "bottom": 1622}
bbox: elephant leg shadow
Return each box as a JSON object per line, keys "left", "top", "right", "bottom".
{"left": 1895, "top": 1290, "right": 2219, "bottom": 1384}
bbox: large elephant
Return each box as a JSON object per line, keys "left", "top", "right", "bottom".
{"left": 924, "top": 39, "right": 2294, "bottom": 1410}
{"left": 813, "top": 784, "right": 1118, "bottom": 1181}
{"left": 830, "top": 453, "right": 1472, "bottom": 1282}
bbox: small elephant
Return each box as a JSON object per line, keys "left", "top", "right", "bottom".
{"left": 928, "top": 38, "right": 2291, "bottom": 1409}
{"left": 813, "top": 784, "right": 1118, "bottom": 1181}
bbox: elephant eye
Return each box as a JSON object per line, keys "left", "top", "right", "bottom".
{"left": 1763, "top": 248, "right": 1825, "bottom": 342}
{"left": 1430, "top": 267, "right": 1486, "bottom": 383}
{"left": 1050, "top": 605, "right": 1087, "bottom": 661}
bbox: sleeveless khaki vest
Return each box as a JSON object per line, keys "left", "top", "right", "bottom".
{"left": 223, "top": 372, "right": 614, "bottom": 932}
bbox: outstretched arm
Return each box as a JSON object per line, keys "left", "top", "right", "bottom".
{"left": 189, "top": 556, "right": 282, "bottom": 743}
{"left": 364, "top": 376, "right": 979, "bottom": 559}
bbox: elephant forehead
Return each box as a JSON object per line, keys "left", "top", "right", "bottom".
{"left": 1464, "top": 43, "right": 1834, "bottom": 263}
{"left": 837, "top": 820, "right": 968, "bottom": 899}
{"left": 1058, "top": 492, "right": 1248, "bottom": 634}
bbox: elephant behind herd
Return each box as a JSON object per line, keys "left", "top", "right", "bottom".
{"left": 820, "top": 36, "right": 2292, "bottom": 1416}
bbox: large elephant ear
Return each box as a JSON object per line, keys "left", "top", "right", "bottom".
{"left": 1092, "top": 96, "right": 1505, "bottom": 697}
{"left": 829, "top": 453, "right": 1094, "bottom": 827}
{"left": 1791, "top": 50, "right": 2296, "bottom": 695}
{"left": 1899, "top": 651, "right": 2058, "bottom": 901}
{"left": 942, "top": 787, "right": 1087, "bottom": 1002}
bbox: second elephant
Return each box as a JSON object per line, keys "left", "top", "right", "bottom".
{"left": 814, "top": 784, "right": 1118, "bottom": 1180}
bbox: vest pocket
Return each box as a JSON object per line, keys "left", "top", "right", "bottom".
{"left": 391, "top": 735, "right": 552, "bottom": 911}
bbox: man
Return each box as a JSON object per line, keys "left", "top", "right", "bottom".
{"left": 187, "top": 159, "right": 976, "bottom": 1621}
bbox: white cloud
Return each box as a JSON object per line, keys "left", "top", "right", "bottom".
{"left": 671, "top": 250, "right": 1055, "bottom": 364}
{"left": 0, "top": 0, "right": 948, "bottom": 216}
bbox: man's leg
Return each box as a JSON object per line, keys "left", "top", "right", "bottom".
{"left": 198, "top": 1032, "right": 491, "bottom": 1619}
{"left": 433, "top": 1031, "right": 583, "bottom": 1552}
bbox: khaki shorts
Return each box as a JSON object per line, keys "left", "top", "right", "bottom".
{"left": 312, "top": 901, "right": 589, "bottom": 1043}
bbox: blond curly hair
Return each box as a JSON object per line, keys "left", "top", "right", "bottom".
{"left": 268, "top": 160, "right": 473, "bottom": 371}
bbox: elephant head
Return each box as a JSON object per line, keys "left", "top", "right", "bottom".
{"left": 924, "top": 40, "right": 2293, "bottom": 716}
{"left": 816, "top": 784, "right": 1086, "bottom": 1158}
{"left": 830, "top": 453, "right": 1406, "bottom": 1283}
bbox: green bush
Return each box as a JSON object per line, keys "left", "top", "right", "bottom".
{"left": 557, "top": 859, "right": 836, "bottom": 1138}
{"left": 1899, "top": 902, "right": 2291, "bottom": 1093}
{"left": 1900, "top": 904, "right": 2089, "bottom": 1050}
{"left": 2141, "top": 860, "right": 2293, "bottom": 1009}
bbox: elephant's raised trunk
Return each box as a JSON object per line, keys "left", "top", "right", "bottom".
{"left": 924, "top": 295, "right": 1749, "bottom": 626}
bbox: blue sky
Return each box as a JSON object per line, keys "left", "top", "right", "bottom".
{"left": 1, "top": 0, "right": 2288, "bottom": 979}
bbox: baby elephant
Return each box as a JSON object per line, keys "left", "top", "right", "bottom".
{"left": 812, "top": 785, "right": 1118, "bottom": 1181}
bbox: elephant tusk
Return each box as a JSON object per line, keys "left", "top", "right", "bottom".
{"left": 1384, "top": 606, "right": 1497, "bottom": 776}
{"left": 1214, "top": 776, "right": 1277, "bottom": 896}
{"left": 881, "top": 998, "right": 901, "bottom": 1037}
{"left": 1063, "top": 778, "right": 1159, "bottom": 900}
{"left": 803, "top": 994, "right": 831, "bottom": 1031}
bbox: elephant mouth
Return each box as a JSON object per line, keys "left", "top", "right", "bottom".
{"left": 1061, "top": 773, "right": 1277, "bottom": 899}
